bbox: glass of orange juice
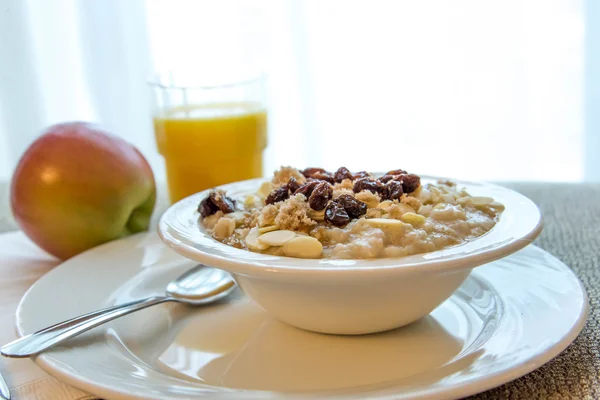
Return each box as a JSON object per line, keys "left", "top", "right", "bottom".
{"left": 151, "top": 74, "right": 268, "bottom": 203}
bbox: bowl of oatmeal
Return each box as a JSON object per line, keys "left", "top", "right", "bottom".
{"left": 158, "top": 167, "right": 542, "bottom": 335}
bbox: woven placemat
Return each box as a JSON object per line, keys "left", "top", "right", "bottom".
{"left": 1, "top": 182, "right": 598, "bottom": 399}
{"left": 465, "top": 182, "right": 599, "bottom": 400}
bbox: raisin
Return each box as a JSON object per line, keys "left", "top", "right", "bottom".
{"left": 400, "top": 173, "right": 421, "bottom": 193}
{"left": 333, "top": 166, "right": 353, "bottom": 183}
{"left": 208, "top": 190, "right": 236, "bottom": 213}
{"left": 336, "top": 194, "right": 367, "bottom": 218}
{"left": 200, "top": 190, "right": 236, "bottom": 216}
{"left": 286, "top": 176, "right": 300, "bottom": 193}
{"left": 311, "top": 171, "right": 335, "bottom": 183}
{"left": 294, "top": 180, "right": 319, "bottom": 198}
{"left": 379, "top": 174, "right": 401, "bottom": 183}
{"left": 383, "top": 180, "right": 404, "bottom": 200}
{"left": 198, "top": 196, "right": 219, "bottom": 218}
{"left": 353, "top": 178, "right": 383, "bottom": 194}
{"left": 308, "top": 181, "right": 333, "bottom": 210}
{"left": 301, "top": 167, "right": 327, "bottom": 178}
{"left": 325, "top": 200, "right": 350, "bottom": 227}
{"left": 266, "top": 186, "right": 290, "bottom": 204}
{"left": 386, "top": 169, "right": 407, "bottom": 176}
{"left": 301, "top": 167, "right": 334, "bottom": 183}
{"left": 352, "top": 171, "right": 371, "bottom": 180}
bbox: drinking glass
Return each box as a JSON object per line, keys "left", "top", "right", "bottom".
{"left": 151, "top": 74, "right": 267, "bottom": 203}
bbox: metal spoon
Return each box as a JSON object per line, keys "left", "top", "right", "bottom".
{"left": 0, "top": 265, "right": 235, "bottom": 358}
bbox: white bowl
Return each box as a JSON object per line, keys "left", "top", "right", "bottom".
{"left": 158, "top": 176, "right": 543, "bottom": 335}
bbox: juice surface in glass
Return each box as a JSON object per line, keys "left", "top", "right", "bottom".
{"left": 153, "top": 102, "right": 267, "bottom": 203}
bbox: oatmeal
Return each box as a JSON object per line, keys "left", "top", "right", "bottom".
{"left": 197, "top": 166, "right": 504, "bottom": 259}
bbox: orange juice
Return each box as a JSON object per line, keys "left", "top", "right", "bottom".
{"left": 153, "top": 102, "right": 267, "bottom": 203}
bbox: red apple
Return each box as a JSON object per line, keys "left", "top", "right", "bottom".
{"left": 10, "top": 122, "right": 156, "bottom": 259}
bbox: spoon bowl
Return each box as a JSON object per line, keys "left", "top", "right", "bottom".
{"left": 166, "top": 265, "right": 235, "bottom": 304}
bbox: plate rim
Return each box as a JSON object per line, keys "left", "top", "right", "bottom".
{"left": 158, "top": 175, "right": 543, "bottom": 281}
{"left": 15, "top": 233, "right": 588, "bottom": 400}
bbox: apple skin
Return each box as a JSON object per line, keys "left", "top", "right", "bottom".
{"left": 10, "top": 122, "right": 156, "bottom": 259}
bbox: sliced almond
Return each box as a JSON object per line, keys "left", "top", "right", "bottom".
{"left": 470, "top": 196, "right": 494, "bottom": 206}
{"left": 309, "top": 209, "right": 325, "bottom": 222}
{"left": 400, "top": 212, "right": 426, "bottom": 226}
{"left": 258, "top": 225, "right": 279, "bottom": 234}
{"left": 257, "top": 181, "right": 274, "bottom": 198}
{"left": 489, "top": 201, "right": 505, "bottom": 209}
{"left": 202, "top": 212, "right": 223, "bottom": 229}
{"left": 365, "top": 218, "right": 404, "bottom": 228}
{"left": 213, "top": 217, "right": 235, "bottom": 240}
{"left": 395, "top": 203, "right": 415, "bottom": 214}
{"left": 243, "top": 195, "right": 257, "bottom": 207}
{"left": 457, "top": 196, "right": 494, "bottom": 206}
{"left": 257, "top": 230, "right": 297, "bottom": 246}
{"left": 378, "top": 200, "right": 394, "bottom": 210}
{"left": 441, "top": 193, "right": 456, "bottom": 204}
{"left": 456, "top": 197, "right": 470, "bottom": 205}
{"left": 362, "top": 198, "right": 380, "bottom": 209}
{"left": 417, "top": 204, "right": 433, "bottom": 216}
{"left": 246, "top": 228, "right": 269, "bottom": 251}
{"left": 282, "top": 236, "right": 323, "bottom": 259}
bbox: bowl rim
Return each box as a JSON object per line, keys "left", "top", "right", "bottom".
{"left": 158, "top": 175, "right": 543, "bottom": 282}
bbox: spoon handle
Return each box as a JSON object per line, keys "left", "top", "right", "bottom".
{"left": 1, "top": 296, "right": 174, "bottom": 358}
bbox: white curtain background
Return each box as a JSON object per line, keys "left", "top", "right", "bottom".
{"left": 0, "top": 0, "right": 596, "bottom": 183}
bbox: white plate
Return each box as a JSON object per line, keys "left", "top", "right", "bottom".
{"left": 16, "top": 233, "right": 587, "bottom": 400}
